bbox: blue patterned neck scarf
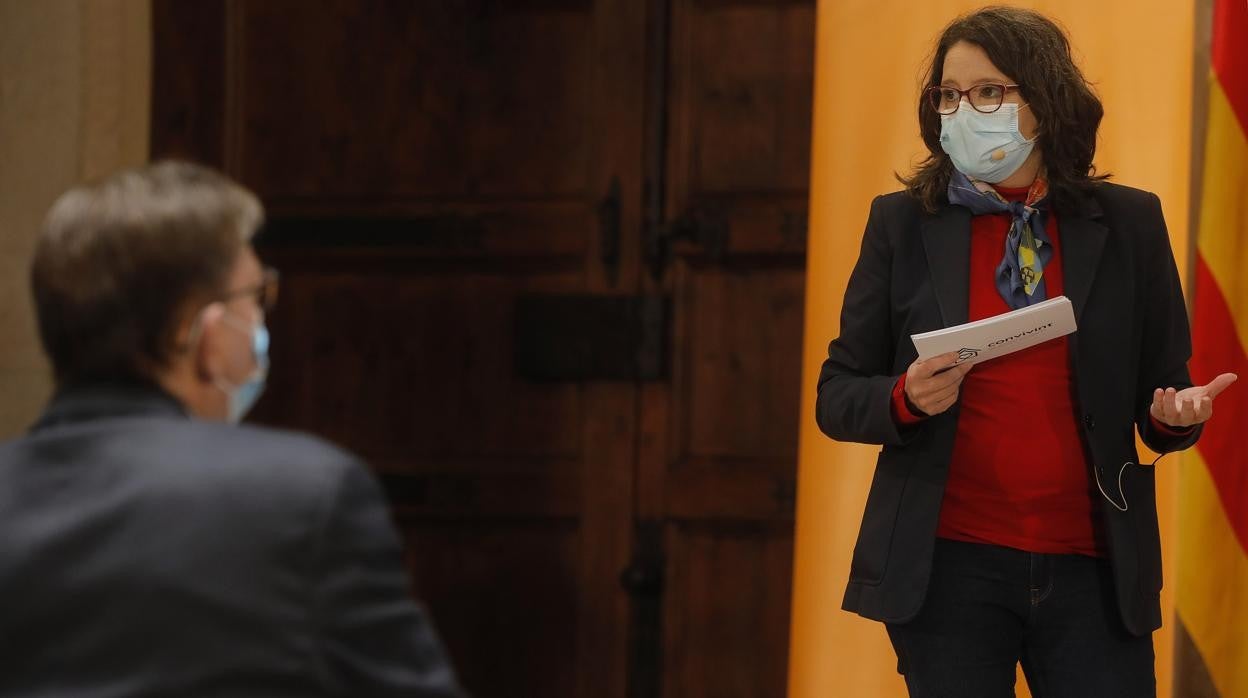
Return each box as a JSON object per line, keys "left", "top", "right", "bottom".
{"left": 947, "top": 170, "right": 1052, "bottom": 310}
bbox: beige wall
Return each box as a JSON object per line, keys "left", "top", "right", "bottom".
{"left": 0, "top": 0, "right": 150, "bottom": 436}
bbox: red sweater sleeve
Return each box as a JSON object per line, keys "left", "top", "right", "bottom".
{"left": 1149, "top": 413, "right": 1196, "bottom": 437}
{"left": 891, "top": 373, "right": 927, "bottom": 425}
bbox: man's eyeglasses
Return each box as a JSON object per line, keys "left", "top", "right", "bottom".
{"left": 925, "top": 83, "right": 1023, "bottom": 115}
{"left": 222, "top": 267, "right": 280, "bottom": 313}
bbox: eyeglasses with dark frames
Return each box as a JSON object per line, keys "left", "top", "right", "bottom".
{"left": 925, "top": 83, "right": 1023, "bottom": 115}
{"left": 221, "top": 267, "right": 280, "bottom": 313}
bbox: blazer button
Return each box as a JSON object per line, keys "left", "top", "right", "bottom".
{"left": 1084, "top": 414, "right": 1096, "bottom": 430}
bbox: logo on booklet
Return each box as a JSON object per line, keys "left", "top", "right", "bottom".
{"left": 956, "top": 347, "right": 980, "bottom": 362}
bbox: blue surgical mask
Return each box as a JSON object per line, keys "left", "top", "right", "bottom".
{"left": 939, "top": 101, "right": 1036, "bottom": 184}
{"left": 216, "top": 314, "right": 270, "bottom": 424}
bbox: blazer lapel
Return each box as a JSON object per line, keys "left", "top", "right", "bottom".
{"left": 921, "top": 205, "right": 971, "bottom": 328}
{"left": 1057, "top": 195, "right": 1107, "bottom": 325}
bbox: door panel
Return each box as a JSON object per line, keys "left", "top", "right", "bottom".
{"left": 681, "top": 266, "right": 805, "bottom": 460}
{"left": 228, "top": 1, "right": 595, "bottom": 200}
{"left": 263, "top": 270, "right": 585, "bottom": 462}
{"left": 645, "top": 1, "right": 814, "bottom": 695}
{"left": 662, "top": 523, "right": 795, "bottom": 698}
{"left": 681, "top": 2, "right": 815, "bottom": 194}
{"left": 404, "top": 522, "right": 581, "bottom": 698}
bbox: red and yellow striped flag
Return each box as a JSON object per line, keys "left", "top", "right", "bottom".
{"left": 1176, "top": 0, "right": 1248, "bottom": 695}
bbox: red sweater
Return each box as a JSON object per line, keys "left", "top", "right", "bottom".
{"left": 896, "top": 187, "right": 1104, "bottom": 556}
{"left": 890, "top": 188, "right": 1192, "bottom": 555}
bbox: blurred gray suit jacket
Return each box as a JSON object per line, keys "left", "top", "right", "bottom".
{"left": 0, "top": 382, "right": 464, "bottom": 698}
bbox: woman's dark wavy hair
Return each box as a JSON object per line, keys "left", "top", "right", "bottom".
{"left": 900, "top": 6, "right": 1110, "bottom": 212}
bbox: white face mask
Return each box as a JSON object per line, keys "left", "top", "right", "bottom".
{"left": 939, "top": 101, "right": 1036, "bottom": 183}
{"left": 212, "top": 313, "right": 270, "bottom": 424}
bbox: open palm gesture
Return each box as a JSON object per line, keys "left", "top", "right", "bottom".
{"left": 1151, "top": 373, "right": 1238, "bottom": 428}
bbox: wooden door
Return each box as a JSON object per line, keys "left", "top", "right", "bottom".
{"left": 638, "top": 1, "right": 814, "bottom": 696}
{"left": 151, "top": 1, "right": 813, "bottom": 695}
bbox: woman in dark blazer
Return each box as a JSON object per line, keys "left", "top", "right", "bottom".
{"left": 816, "top": 7, "right": 1236, "bottom": 697}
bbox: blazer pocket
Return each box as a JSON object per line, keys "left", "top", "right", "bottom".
{"left": 849, "top": 456, "right": 909, "bottom": 586}
{"left": 1128, "top": 464, "right": 1163, "bottom": 597}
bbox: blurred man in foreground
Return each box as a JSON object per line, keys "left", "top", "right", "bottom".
{"left": 0, "top": 161, "right": 464, "bottom": 697}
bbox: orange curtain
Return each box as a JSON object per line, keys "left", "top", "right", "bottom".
{"left": 1175, "top": 0, "right": 1248, "bottom": 696}
{"left": 790, "top": 2, "right": 1197, "bottom": 697}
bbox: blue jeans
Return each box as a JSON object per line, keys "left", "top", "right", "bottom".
{"left": 885, "top": 538, "right": 1155, "bottom": 698}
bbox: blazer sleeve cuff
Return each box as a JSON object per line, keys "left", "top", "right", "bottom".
{"left": 1148, "top": 413, "right": 1196, "bottom": 438}
{"left": 1140, "top": 410, "right": 1203, "bottom": 454}
{"left": 891, "top": 374, "right": 927, "bottom": 426}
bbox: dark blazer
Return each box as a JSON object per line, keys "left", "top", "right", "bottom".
{"left": 0, "top": 382, "right": 464, "bottom": 697}
{"left": 816, "top": 183, "right": 1200, "bottom": 637}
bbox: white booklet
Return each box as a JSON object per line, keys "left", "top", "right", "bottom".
{"left": 910, "top": 295, "right": 1077, "bottom": 366}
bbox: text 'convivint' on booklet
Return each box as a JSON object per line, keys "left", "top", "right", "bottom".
{"left": 910, "top": 295, "right": 1077, "bottom": 366}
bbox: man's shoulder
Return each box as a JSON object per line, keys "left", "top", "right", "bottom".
{"left": 6, "top": 416, "right": 369, "bottom": 503}
{"left": 162, "top": 420, "right": 366, "bottom": 491}
{"left": 0, "top": 417, "right": 381, "bottom": 558}
{"left": 202, "top": 421, "right": 356, "bottom": 466}
{"left": 161, "top": 423, "right": 383, "bottom": 535}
